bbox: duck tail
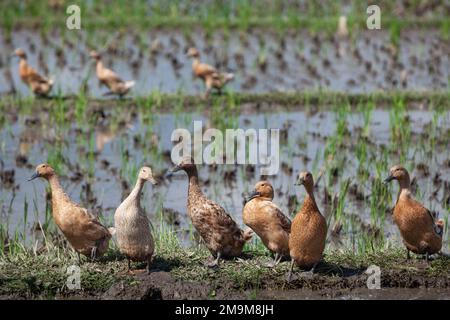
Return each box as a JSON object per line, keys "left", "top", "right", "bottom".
{"left": 223, "top": 72, "right": 234, "bottom": 83}
{"left": 47, "top": 76, "right": 55, "bottom": 86}
{"left": 242, "top": 227, "right": 254, "bottom": 242}
{"left": 124, "top": 80, "right": 135, "bottom": 89}
{"left": 435, "top": 219, "right": 444, "bottom": 237}
{"left": 108, "top": 227, "right": 116, "bottom": 236}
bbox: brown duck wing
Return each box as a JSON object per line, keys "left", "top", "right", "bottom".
{"left": 410, "top": 199, "right": 435, "bottom": 223}
{"left": 203, "top": 199, "right": 242, "bottom": 237}
{"left": 80, "top": 208, "right": 111, "bottom": 241}
{"left": 101, "top": 67, "right": 124, "bottom": 85}
{"left": 25, "top": 66, "right": 49, "bottom": 84}
{"left": 196, "top": 63, "right": 217, "bottom": 77}
{"left": 265, "top": 202, "right": 291, "bottom": 233}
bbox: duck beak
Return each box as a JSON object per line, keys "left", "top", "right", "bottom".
{"left": 28, "top": 172, "right": 40, "bottom": 181}
{"left": 245, "top": 190, "right": 260, "bottom": 203}
{"left": 295, "top": 177, "right": 305, "bottom": 186}
{"left": 383, "top": 175, "right": 394, "bottom": 184}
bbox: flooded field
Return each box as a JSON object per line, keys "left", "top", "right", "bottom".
{"left": 1, "top": 99, "right": 449, "bottom": 253}
{"left": 1, "top": 28, "right": 449, "bottom": 96}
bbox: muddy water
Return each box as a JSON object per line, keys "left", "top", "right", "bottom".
{"left": 1, "top": 106, "right": 449, "bottom": 250}
{"left": 0, "top": 28, "right": 448, "bottom": 96}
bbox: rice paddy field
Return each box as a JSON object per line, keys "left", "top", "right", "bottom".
{"left": 0, "top": 0, "right": 450, "bottom": 300}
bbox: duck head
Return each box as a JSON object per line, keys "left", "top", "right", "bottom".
{"left": 138, "top": 166, "right": 158, "bottom": 185}
{"left": 384, "top": 165, "right": 410, "bottom": 187}
{"left": 295, "top": 171, "right": 314, "bottom": 192}
{"left": 245, "top": 180, "right": 274, "bottom": 203}
{"left": 168, "top": 156, "right": 197, "bottom": 175}
{"left": 29, "top": 163, "right": 55, "bottom": 181}
{"left": 89, "top": 50, "right": 101, "bottom": 61}
{"left": 186, "top": 47, "right": 200, "bottom": 58}
{"left": 13, "top": 48, "right": 27, "bottom": 59}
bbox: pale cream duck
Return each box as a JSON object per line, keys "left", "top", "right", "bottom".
{"left": 29, "top": 164, "right": 111, "bottom": 261}
{"left": 13, "top": 48, "right": 54, "bottom": 97}
{"left": 89, "top": 50, "right": 135, "bottom": 97}
{"left": 114, "top": 166, "right": 157, "bottom": 273}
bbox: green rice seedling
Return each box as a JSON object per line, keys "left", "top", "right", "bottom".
{"left": 333, "top": 178, "right": 350, "bottom": 225}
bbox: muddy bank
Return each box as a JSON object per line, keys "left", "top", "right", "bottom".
{"left": 1, "top": 247, "right": 449, "bottom": 300}
{"left": 102, "top": 269, "right": 450, "bottom": 300}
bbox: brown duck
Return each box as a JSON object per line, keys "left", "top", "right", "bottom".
{"left": 243, "top": 180, "right": 291, "bottom": 266}
{"left": 29, "top": 164, "right": 111, "bottom": 261}
{"left": 288, "top": 171, "right": 327, "bottom": 280}
{"left": 90, "top": 50, "right": 135, "bottom": 97}
{"left": 13, "top": 48, "right": 54, "bottom": 96}
{"left": 186, "top": 47, "right": 234, "bottom": 97}
{"left": 384, "top": 165, "right": 443, "bottom": 261}
{"left": 169, "top": 156, "right": 252, "bottom": 267}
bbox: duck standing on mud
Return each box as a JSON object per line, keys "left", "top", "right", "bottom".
{"left": 89, "top": 50, "right": 135, "bottom": 97}
{"left": 186, "top": 47, "right": 234, "bottom": 98}
{"left": 243, "top": 180, "right": 291, "bottom": 267}
{"left": 28, "top": 164, "right": 111, "bottom": 261}
{"left": 288, "top": 171, "right": 327, "bottom": 281}
{"left": 13, "top": 48, "right": 54, "bottom": 97}
{"left": 113, "top": 167, "right": 157, "bottom": 273}
{"left": 168, "top": 156, "right": 253, "bottom": 267}
{"left": 384, "top": 165, "right": 443, "bottom": 261}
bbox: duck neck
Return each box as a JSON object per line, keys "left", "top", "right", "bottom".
{"left": 19, "top": 58, "right": 27, "bottom": 75}
{"left": 192, "top": 58, "right": 200, "bottom": 69}
{"left": 127, "top": 178, "right": 145, "bottom": 205}
{"left": 96, "top": 59, "right": 104, "bottom": 74}
{"left": 303, "top": 187, "right": 319, "bottom": 213}
{"left": 397, "top": 177, "right": 411, "bottom": 202}
{"left": 187, "top": 168, "right": 202, "bottom": 197}
{"left": 47, "top": 175, "right": 70, "bottom": 206}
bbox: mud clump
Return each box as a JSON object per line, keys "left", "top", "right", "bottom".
{"left": 103, "top": 271, "right": 212, "bottom": 300}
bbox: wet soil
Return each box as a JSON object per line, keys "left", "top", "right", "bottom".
{"left": 1, "top": 28, "right": 448, "bottom": 96}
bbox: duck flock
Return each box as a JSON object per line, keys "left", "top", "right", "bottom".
{"left": 27, "top": 158, "right": 444, "bottom": 277}
{"left": 13, "top": 45, "right": 445, "bottom": 277}
{"left": 13, "top": 46, "right": 234, "bottom": 98}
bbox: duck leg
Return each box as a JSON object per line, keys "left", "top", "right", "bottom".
{"left": 425, "top": 252, "right": 429, "bottom": 263}
{"left": 77, "top": 252, "right": 82, "bottom": 265}
{"left": 287, "top": 259, "right": 295, "bottom": 282}
{"left": 206, "top": 252, "right": 221, "bottom": 268}
{"left": 90, "top": 242, "right": 100, "bottom": 261}
{"left": 146, "top": 256, "right": 152, "bottom": 274}
{"left": 127, "top": 258, "right": 131, "bottom": 272}
{"left": 276, "top": 254, "right": 283, "bottom": 265}
{"left": 203, "top": 78, "right": 213, "bottom": 98}
{"left": 310, "top": 262, "right": 319, "bottom": 273}
{"left": 406, "top": 249, "right": 411, "bottom": 260}
{"left": 265, "top": 253, "right": 280, "bottom": 268}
